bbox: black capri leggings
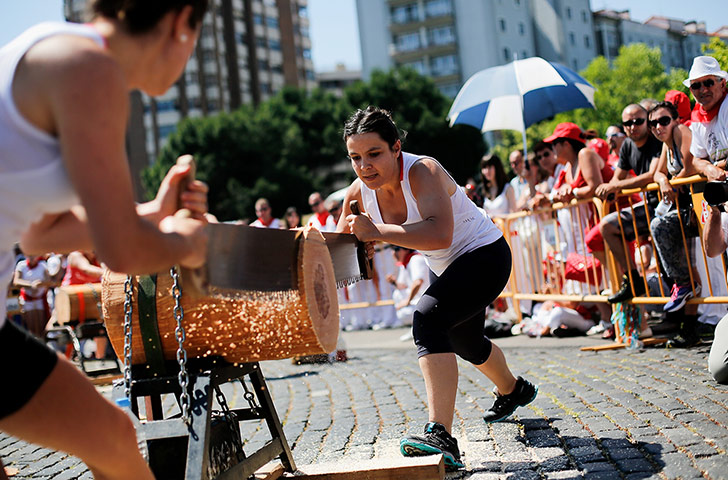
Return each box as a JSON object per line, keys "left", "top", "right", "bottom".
{"left": 413, "top": 236, "right": 512, "bottom": 365}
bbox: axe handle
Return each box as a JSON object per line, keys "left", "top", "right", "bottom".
{"left": 349, "top": 200, "right": 374, "bottom": 280}
{"left": 176, "top": 155, "right": 209, "bottom": 297}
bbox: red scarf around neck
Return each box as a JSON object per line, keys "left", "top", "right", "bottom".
{"left": 257, "top": 216, "right": 275, "bottom": 227}
{"left": 315, "top": 211, "right": 330, "bottom": 226}
{"left": 396, "top": 251, "right": 418, "bottom": 268}
{"left": 691, "top": 91, "right": 727, "bottom": 124}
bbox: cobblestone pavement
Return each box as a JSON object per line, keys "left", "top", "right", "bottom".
{"left": 2, "top": 332, "right": 727, "bottom": 479}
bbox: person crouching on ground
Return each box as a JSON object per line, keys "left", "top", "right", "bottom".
{"left": 337, "top": 106, "right": 537, "bottom": 470}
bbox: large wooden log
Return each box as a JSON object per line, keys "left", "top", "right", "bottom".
{"left": 54, "top": 283, "right": 104, "bottom": 324}
{"left": 102, "top": 228, "right": 340, "bottom": 364}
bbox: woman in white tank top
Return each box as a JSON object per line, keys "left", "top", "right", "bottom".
{"left": 337, "top": 107, "right": 537, "bottom": 470}
{"left": 0, "top": 2, "right": 211, "bottom": 478}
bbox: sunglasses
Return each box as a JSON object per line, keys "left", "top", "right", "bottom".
{"left": 689, "top": 78, "right": 715, "bottom": 91}
{"left": 606, "top": 132, "right": 625, "bottom": 139}
{"left": 534, "top": 150, "right": 552, "bottom": 161}
{"left": 648, "top": 116, "right": 673, "bottom": 128}
{"left": 309, "top": 200, "right": 321, "bottom": 207}
{"left": 622, "top": 118, "right": 646, "bottom": 127}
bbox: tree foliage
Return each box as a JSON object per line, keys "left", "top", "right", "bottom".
{"left": 703, "top": 37, "right": 728, "bottom": 70}
{"left": 143, "top": 68, "right": 485, "bottom": 221}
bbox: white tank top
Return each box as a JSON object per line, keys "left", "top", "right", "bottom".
{"left": 361, "top": 152, "right": 503, "bottom": 276}
{"left": 0, "top": 22, "right": 104, "bottom": 327}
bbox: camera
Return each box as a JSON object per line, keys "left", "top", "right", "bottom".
{"left": 704, "top": 181, "right": 728, "bottom": 207}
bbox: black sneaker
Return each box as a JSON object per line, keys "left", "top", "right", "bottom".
{"left": 400, "top": 422, "right": 464, "bottom": 471}
{"left": 608, "top": 272, "right": 645, "bottom": 304}
{"left": 666, "top": 333, "right": 701, "bottom": 348}
{"left": 483, "top": 376, "right": 538, "bottom": 423}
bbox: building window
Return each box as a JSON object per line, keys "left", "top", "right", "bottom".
{"left": 269, "top": 39, "right": 281, "bottom": 51}
{"left": 394, "top": 31, "right": 421, "bottom": 52}
{"left": 572, "top": 59, "right": 578, "bottom": 69}
{"left": 303, "top": 48, "right": 312, "bottom": 59}
{"left": 518, "top": 22, "right": 524, "bottom": 35}
{"left": 158, "top": 124, "right": 176, "bottom": 139}
{"left": 430, "top": 54, "right": 458, "bottom": 76}
{"left": 427, "top": 25, "right": 455, "bottom": 46}
{"left": 156, "top": 100, "right": 178, "bottom": 112}
{"left": 515, "top": 0, "right": 521, "bottom": 5}
{"left": 298, "top": 5, "right": 308, "bottom": 18}
{"left": 256, "top": 36, "right": 266, "bottom": 48}
{"left": 235, "top": 32, "right": 246, "bottom": 45}
{"left": 499, "top": 19, "right": 506, "bottom": 32}
{"left": 566, "top": 7, "right": 572, "bottom": 19}
{"left": 424, "top": 0, "right": 452, "bottom": 18}
{"left": 503, "top": 47, "right": 510, "bottom": 61}
{"left": 439, "top": 83, "right": 460, "bottom": 98}
{"left": 569, "top": 32, "right": 575, "bottom": 45}
{"left": 391, "top": 3, "right": 419, "bottom": 24}
{"left": 402, "top": 59, "right": 427, "bottom": 75}
{"left": 266, "top": 16, "right": 279, "bottom": 29}
{"left": 582, "top": 10, "right": 588, "bottom": 23}
{"left": 253, "top": 14, "right": 263, "bottom": 25}
{"left": 584, "top": 35, "right": 590, "bottom": 48}
{"left": 522, "top": 50, "right": 527, "bottom": 58}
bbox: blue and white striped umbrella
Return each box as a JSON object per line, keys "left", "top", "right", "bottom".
{"left": 447, "top": 57, "right": 596, "bottom": 134}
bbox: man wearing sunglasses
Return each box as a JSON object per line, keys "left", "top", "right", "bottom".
{"left": 685, "top": 56, "right": 728, "bottom": 182}
{"left": 592, "top": 104, "right": 663, "bottom": 303}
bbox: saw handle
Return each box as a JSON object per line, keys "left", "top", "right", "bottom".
{"left": 175, "top": 155, "right": 209, "bottom": 297}
{"left": 349, "top": 200, "right": 374, "bottom": 280}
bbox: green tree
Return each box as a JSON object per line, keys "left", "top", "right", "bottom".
{"left": 703, "top": 37, "right": 728, "bottom": 70}
{"left": 143, "top": 68, "right": 483, "bottom": 220}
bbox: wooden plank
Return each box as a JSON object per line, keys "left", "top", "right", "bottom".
{"left": 284, "top": 454, "right": 444, "bottom": 480}
{"left": 580, "top": 337, "right": 668, "bottom": 352}
{"left": 88, "top": 373, "right": 123, "bottom": 386}
{"left": 253, "top": 462, "right": 285, "bottom": 480}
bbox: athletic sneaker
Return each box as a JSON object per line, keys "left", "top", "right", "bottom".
{"left": 400, "top": 422, "right": 464, "bottom": 471}
{"left": 607, "top": 272, "right": 645, "bottom": 304}
{"left": 664, "top": 283, "right": 700, "bottom": 312}
{"left": 483, "top": 376, "right": 538, "bottom": 423}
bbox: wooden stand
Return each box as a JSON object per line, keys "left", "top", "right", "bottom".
{"left": 113, "top": 358, "right": 295, "bottom": 480}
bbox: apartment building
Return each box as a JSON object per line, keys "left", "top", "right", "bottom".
{"left": 64, "top": 0, "right": 315, "bottom": 192}
{"left": 356, "top": 0, "right": 595, "bottom": 98}
{"left": 593, "top": 9, "right": 726, "bottom": 71}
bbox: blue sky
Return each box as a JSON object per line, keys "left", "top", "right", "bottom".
{"left": 0, "top": 1, "right": 725, "bottom": 73}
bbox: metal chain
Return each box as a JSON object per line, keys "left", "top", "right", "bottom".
{"left": 214, "top": 386, "right": 243, "bottom": 458}
{"left": 171, "top": 267, "right": 191, "bottom": 424}
{"left": 122, "top": 275, "right": 134, "bottom": 399}
{"left": 239, "top": 378, "right": 259, "bottom": 414}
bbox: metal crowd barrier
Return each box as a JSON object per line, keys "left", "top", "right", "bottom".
{"left": 496, "top": 175, "right": 728, "bottom": 322}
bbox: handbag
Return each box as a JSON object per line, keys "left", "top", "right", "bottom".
{"left": 564, "top": 252, "right": 603, "bottom": 286}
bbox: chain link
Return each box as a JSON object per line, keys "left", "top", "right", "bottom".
{"left": 239, "top": 378, "right": 260, "bottom": 414}
{"left": 122, "top": 275, "right": 134, "bottom": 399}
{"left": 171, "top": 267, "right": 191, "bottom": 424}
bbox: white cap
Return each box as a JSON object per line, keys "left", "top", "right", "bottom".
{"left": 683, "top": 56, "right": 728, "bottom": 88}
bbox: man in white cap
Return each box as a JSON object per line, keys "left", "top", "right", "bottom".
{"left": 686, "top": 56, "right": 728, "bottom": 182}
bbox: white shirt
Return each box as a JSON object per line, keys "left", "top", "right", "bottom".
{"left": 483, "top": 183, "right": 514, "bottom": 216}
{"left": 250, "top": 218, "right": 282, "bottom": 229}
{"left": 15, "top": 259, "right": 49, "bottom": 299}
{"left": 395, "top": 254, "right": 430, "bottom": 306}
{"left": 308, "top": 213, "right": 337, "bottom": 232}
{"left": 0, "top": 22, "right": 102, "bottom": 327}
{"left": 690, "top": 97, "right": 728, "bottom": 163}
{"left": 361, "top": 152, "right": 502, "bottom": 276}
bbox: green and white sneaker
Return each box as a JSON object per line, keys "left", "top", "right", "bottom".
{"left": 400, "top": 422, "right": 464, "bottom": 471}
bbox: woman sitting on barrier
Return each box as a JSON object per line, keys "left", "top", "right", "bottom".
{"left": 0, "top": 1, "right": 210, "bottom": 478}
{"left": 339, "top": 106, "right": 537, "bottom": 470}
{"left": 648, "top": 101, "right": 702, "bottom": 345}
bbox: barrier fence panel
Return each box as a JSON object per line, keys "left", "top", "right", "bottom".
{"left": 497, "top": 175, "right": 728, "bottom": 324}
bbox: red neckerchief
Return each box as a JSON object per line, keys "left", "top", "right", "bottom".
{"left": 315, "top": 211, "right": 330, "bottom": 226}
{"left": 691, "top": 91, "right": 726, "bottom": 123}
{"left": 257, "top": 216, "right": 274, "bottom": 227}
{"left": 396, "top": 251, "right": 418, "bottom": 268}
